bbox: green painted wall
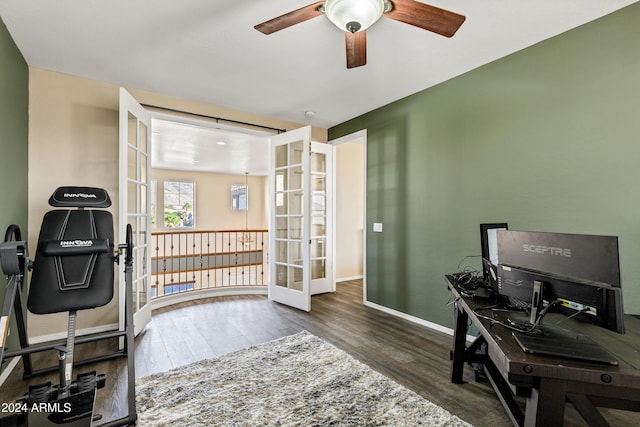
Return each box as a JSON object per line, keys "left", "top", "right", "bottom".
{"left": 330, "top": 3, "right": 640, "bottom": 328}
{"left": 0, "top": 17, "right": 29, "bottom": 365}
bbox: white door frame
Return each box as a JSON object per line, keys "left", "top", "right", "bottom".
{"left": 329, "top": 129, "right": 367, "bottom": 302}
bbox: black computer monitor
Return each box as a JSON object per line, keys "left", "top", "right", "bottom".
{"left": 480, "top": 223, "right": 508, "bottom": 283}
{"left": 497, "top": 230, "right": 621, "bottom": 287}
{"left": 496, "top": 230, "right": 625, "bottom": 334}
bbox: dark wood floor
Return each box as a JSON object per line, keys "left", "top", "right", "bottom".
{"left": 1, "top": 280, "right": 638, "bottom": 426}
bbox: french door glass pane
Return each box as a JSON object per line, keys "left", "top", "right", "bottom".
{"left": 139, "top": 122, "right": 147, "bottom": 153}
{"left": 128, "top": 112, "right": 137, "bottom": 148}
{"left": 276, "top": 217, "right": 288, "bottom": 238}
{"left": 139, "top": 184, "right": 147, "bottom": 214}
{"left": 127, "top": 182, "right": 136, "bottom": 215}
{"left": 138, "top": 220, "right": 147, "bottom": 246}
{"left": 311, "top": 174, "right": 325, "bottom": 191}
{"left": 312, "top": 193, "right": 325, "bottom": 214}
{"left": 289, "top": 141, "right": 303, "bottom": 164}
{"left": 289, "top": 216, "right": 302, "bottom": 239}
{"left": 289, "top": 241, "right": 303, "bottom": 266}
{"left": 275, "top": 145, "right": 287, "bottom": 168}
{"left": 140, "top": 152, "right": 147, "bottom": 184}
{"left": 289, "top": 191, "right": 303, "bottom": 215}
{"left": 276, "top": 264, "right": 287, "bottom": 287}
{"left": 312, "top": 221, "right": 326, "bottom": 237}
{"left": 290, "top": 166, "right": 303, "bottom": 190}
{"left": 311, "top": 260, "right": 326, "bottom": 280}
{"left": 311, "top": 152, "right": 326, "bottom": 173}
{"left": 276, "top": 169, "right": 287, "bottom": 191}
{"left": 275, "top": 240, "right": 287, "bottom": 263}
{"left": 139, "top": 275, "right": 148, "bottom": 306}
{"left": 276, "top": 193, "right": 288, "bottom": 215}
{"left": 289, "top": 266, "right": 303, "bottom": 290}
{"left": 128, "top": 147, "right": 136, "bottom": 179}
{"left": 311, "top": 239, "right": 326, "bottom": 258}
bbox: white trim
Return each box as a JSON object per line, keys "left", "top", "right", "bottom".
{"left": 0, "top": 356, "right": 20, "bottom": 387}
{"left": 329, "top": 129, "right": 367, "bottom": 300}
{"left": 329, "top": 129, "right": 367, "bottom": 146}
{"left": 28, "top": 323, "right": 120, "bottom": 345}
{"left": 364, "top": 300, "right": 476, "bottom": 342}
{"left": 336, "top": 275, "right": 364, "bottom": 282}
{"left": 151, "top": 286, "right": 268, "bottom": 311}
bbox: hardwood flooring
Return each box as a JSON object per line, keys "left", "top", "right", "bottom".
{"left": 1, "top": 280, "right": 638, "bottom": 426}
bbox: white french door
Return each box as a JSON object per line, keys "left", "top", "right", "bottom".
{"left": 269, "top": 127, "right": 312, "bottom": 311}
{"left": 119, "top": 88, "right": 152, "bottom": 335}
{"left": 310, "top": 142, "right": 334, "bottom": 295}
{"left": 268, "top": 127, "right": 336, "bottom": 310}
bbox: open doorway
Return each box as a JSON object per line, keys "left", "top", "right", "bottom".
{"left": 330, "top": 130, "right": 366, "bottom": 294}
{"left": 146, "top": 112, "right": 277, "bottom": 307}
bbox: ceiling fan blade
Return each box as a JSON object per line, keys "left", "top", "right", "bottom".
{"left": 385, "top": 0, "right": 466, "bottom": 37}
{"left": 255, "top": 1, "right": 325, "bottom": 35}
{"left": 345, "top": 31, "right": 367, "bottom": 69}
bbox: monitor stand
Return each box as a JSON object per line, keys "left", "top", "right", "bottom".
{"left": 529, "top": 280, "right": 544, "bottom": 325}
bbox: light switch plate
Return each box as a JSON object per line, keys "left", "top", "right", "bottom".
{"left": 373, "top": 223, "right": 383, "bottom": 233}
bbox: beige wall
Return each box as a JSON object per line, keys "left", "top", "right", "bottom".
{"left": 27, "top": 67, "right": 325, "bottom": 339}
{"left": 152, "top": 169, "right": 268, "bottom": 231}
{"left": 28, "top": 69, "right": 120, "bottom": 339}
{"left": 335, "top": 141, "right": 364, "bottom": 279}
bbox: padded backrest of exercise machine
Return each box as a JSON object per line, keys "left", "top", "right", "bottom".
{"left": 27, "top": 187, "right": 115, "bottom": 314}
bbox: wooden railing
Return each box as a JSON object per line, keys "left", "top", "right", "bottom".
{"left": 151, "top": 229, "right": 268, "bottom": 298}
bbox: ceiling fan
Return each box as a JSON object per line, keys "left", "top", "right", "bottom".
{"left": 254, "top": 0, "right": 466, "bottom": 69}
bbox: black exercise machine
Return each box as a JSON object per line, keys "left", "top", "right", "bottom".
{"left": 0, "top": 187, "right": 136, "bottom": 426}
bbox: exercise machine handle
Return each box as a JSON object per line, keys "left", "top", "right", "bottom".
{"left": 4, "top": 224, "right": 22, "bottom": 242}
{"left": 125, "top": 224, "right": 133, "bottom": 265}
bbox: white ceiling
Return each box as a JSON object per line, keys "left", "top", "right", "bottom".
{"left": 151, "top": 118, "right": 272, "bottom": 175}
{"left": 1, "top": 0, "right": 637, "bottom": 175}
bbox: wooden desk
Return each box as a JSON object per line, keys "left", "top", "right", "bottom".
{"left": 446, "top": 274, "right": 640, "bottom": 427}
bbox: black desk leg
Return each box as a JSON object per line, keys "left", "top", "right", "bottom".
{"left": 525, "top": 378, "right": 567, "bottom": 427}
{"left": 450, "top": 302, "right": 469, "bottom": 384}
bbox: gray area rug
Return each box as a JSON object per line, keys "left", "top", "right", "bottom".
{"left": 136, "top": 331, "right": 472, "bottom": 426}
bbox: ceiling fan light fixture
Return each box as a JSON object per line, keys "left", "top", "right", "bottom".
{"left": 324, "top": 0, "right": 385, "bottom": 33}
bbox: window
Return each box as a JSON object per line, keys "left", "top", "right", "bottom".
{"left": 231, "top": 184, "right": 248, "bottom": 210}
{"left": 164, "top": 181, "right": 195, "bottom": 228}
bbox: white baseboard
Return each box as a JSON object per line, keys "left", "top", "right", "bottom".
{"left": 28, "top": 323, "right": 120, "bottom": 345}
{"left": 336, "top": 275, "right": 363, "bottom": 282}
{"left": 364, "top": 300, "right": 476, "bottom": 342}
